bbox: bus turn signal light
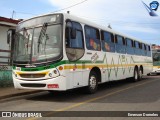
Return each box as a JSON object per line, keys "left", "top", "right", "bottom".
{"left": 58, "top": 66, "right": 63, "bottom": 71}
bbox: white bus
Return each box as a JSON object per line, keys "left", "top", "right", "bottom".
{"left": 8, "top": 13, "right": 153, "bottom": 93}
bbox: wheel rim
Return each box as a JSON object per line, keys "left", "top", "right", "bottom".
{"left": 135, "top": 70, "right": 138, "bottom": 80}
{"left": 89, "top": 76, "right": 97, "bottom": 89}
{"left": 139, "top": 70, "right": 142, "bottom": 79}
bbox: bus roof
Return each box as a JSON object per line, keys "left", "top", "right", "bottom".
{"left": 19, "top": 12, "right": 150, "bottom": 45}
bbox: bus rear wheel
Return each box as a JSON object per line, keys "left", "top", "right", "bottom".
{"left": 132, "top": 67, "right": 139, "bottom": 82}
{"left": 139, "top": 67, "right": 143, "bottom": 80}
{"left": 86, "top": 71, "right": 98, "bottom": 94}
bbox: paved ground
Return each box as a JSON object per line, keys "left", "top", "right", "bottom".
{"left": 0, "top": 87, "right": 41, "bottom": 100}
{"left": 0, "top": 75, "right": 160, "bottom": 120}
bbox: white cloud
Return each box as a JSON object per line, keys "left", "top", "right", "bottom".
{"left": 47, "top": 0, "right": 160, "bottom": 24}
{"left": 48, "top": 0, "right": 146, "bottom": 18}
{"left": 47, "top": 0, "right": 160, "bottom": 44}
{"left": 119, "top": 25, "right": 159, "bottom": 33}
{"left": 48, "top": 0, "right": 85, "bottom": 8}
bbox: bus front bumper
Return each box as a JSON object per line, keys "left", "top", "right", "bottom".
{"left": 13, "top": 76, "right": 67, "bottom": 91}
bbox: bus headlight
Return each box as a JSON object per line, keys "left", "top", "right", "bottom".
{"left": 48, "top": 69, "right": 60, "bottom": 78}
{"left": 49, "top": 73, "right": 53, "bottom": 77}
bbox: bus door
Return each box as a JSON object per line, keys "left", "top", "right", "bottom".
{"left": 65, "top": 20, "right": 85, "bottom": 87}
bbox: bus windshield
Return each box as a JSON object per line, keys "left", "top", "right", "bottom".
{"left": 152, "top": 51, "right": 160, "bottom": 66}
{"left": 13, "top": 15, "right": 63, "bottom": 64}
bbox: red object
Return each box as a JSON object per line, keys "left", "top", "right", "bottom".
{"left": 47, "top": 84, "right": 59, "bottom": 88}
{"left": 90, "top": 39, "right": 94, "bottom": 46}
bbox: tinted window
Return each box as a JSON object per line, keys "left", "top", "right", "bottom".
{"left": 85, "top": 26, "right": 101, "bottom": 51}
{"left": 142, "top": 44, "right": 146, "bottom": 50}
{"left": 65, "top": 21, "right": 85, "bottom": 61}
{"left": 141, "top": 43, "right": 147, "bottom": 56}
{"left": 115, "top": 35, "right": 126, "bottom": 54}
{"left": 126, "top": 38, "right": 134, "bottom": 54}
{"left": 126, "top": 38, "right": 133, "bottom": 47}
{"left": 134, "top": 41, "right": 142, "bottom": 55}
{"left": 66, "top": 22, "right": 84, "bottom": 49}
{"left": 101, "top": 31, "right": 115, "bottom": 52}
{"left": 135, "top": 41, "right": 139, "bottom": 48}
{"left": 147, "top": 45, "right": 151, "bottom": 57}
{"left": 117, "top": 35, "right": 125, "bottom": 45}
{"left": 139, "top": 43, "right": 142, "bottom": 49}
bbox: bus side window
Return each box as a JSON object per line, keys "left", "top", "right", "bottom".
{"left": 142, "top": 43, "right": 147, "bottom": 56}
{"left": 115, "top": 35, "right": 126, "bottom": 54}
{"left": 147, "top": 45, "right": 151, "bottom": 57}
{"left": 101, "top": 30, "right": 115, "bottom": 52}
{"left": 134, "top": 41, "right": 141, "bottom": 55}
{"left": 126, "top": 38, "right": 134, "bottom": 55}
{"left": 139, "top": 42, "right": 143, "bottom": 56}
{"left": 85, "top": 26, "right": 101, "bottom": 51}
{"left": 65, "top": 22, "right": 84, "bottom": 49}
{"left": 65, "top": 21, "right": 85, "bottom": 61}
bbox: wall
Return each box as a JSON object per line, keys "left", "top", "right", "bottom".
{"left": 0, "top": 26, "right": 13, "bottom": 87}
{"left": 0, "top": 26, "right": 11, "bottom": 63}
{"left": 0, "top": 66, "right": 13, "bottom": 87}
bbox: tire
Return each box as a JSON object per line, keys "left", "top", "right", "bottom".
{"left": 48, "top": 90, "right": 56, "bottom": 94}
{"left": 132, "top": 67, "right": 139, "bottom": 82}
{"left": 86, "top": 71, "right": 98, "bottom": 94}
{"left": 147, "top": 73, "right": 151, "bottom": 76}
{"left": 139, "top": 67, "right": 143, "bottom": 80}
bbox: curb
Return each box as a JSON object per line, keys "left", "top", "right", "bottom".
{"left": 0, "top": 90, "right": 43, "bottom": 100}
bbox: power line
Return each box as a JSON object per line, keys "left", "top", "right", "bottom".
{"left": 52, "top": 0, "right": 88, "bottom": 13}
{"left": 11, "top": 0, "right": 88, "bottom": 18}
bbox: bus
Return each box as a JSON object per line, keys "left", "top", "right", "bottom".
{"left": 151, "top": 46, "right": 160, "bottom": 75}
{"left": 8, "top": 13, "right": 153, "bottom": 93}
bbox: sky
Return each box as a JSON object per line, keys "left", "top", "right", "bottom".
{"left": 0, "top": 0, "right": 160, "bottom": 45}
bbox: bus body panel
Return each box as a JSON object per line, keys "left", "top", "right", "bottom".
{"left": 12, "top": 13, "right": 153, "bottom": 91}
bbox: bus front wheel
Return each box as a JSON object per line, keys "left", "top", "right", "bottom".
{"left": 86, "top": 71, "right": 98, "bottom": 94}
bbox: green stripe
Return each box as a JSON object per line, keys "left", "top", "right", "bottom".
{"left": 12, "top": 55, "right": 152, "bottom": 72}
{"left": 12, "top": 60, "right": 103, "bottom": 71}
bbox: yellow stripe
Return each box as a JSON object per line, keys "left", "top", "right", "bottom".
{"left": 64, "top": 63, "right": 152, "bottom": 70}
{"left": 55, "top": 80, "right": 154, "bottom": 112}
{"left": 16, "top": 71, "right": 49, "bottom": 75}
{"left": 153, "top": 66, "right": 160, "bottom": 69}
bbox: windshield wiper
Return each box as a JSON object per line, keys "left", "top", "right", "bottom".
{"left": 37, "top": 23, "right": 48, "bottom": 53}
{"left": 44, "top": 34, "right": 49, "bottom": 62}
{"left": 21, "top": 27, "right": 31, "bottom": 55}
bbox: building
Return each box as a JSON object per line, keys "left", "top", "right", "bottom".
{"left": 152, "top": 44, "right": 160, "bottom": 50}
{"left": 0, "top": 17, "right": 20, "bottom": 87}
{"left": 0, "top": 17, "right": 19, "bottom": 65}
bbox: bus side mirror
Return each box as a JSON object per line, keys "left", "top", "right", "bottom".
{"left": 7, "top": 29, "right": 15, "bottom": 44}
{"left": 71, "top": 28, "right": 76, "bottom": 39}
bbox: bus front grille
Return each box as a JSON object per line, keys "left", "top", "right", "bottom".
{"left": 19, "top": 74, "right": 46, "bottom": 78}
